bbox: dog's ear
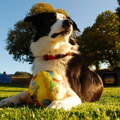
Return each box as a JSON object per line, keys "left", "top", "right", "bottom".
{"left": 24, "top": 15, "right": 35, "bottom": 23}
{"left": 24, "top": 15, "right": 37, "bottom": 28}
{"left": 67, "top": 17, "right": 80, "bottom": 32}
{"left": 24, "top": 14, "right": 42, "bottom": 27}
{"left": 72, "top": 20, "right": 80, "bottom": 32}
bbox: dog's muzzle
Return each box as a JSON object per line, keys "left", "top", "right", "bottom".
{"left": 51, "top": 20, "right": 73, "bottom": 38}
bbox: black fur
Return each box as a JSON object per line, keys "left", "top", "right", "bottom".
{"left": 67, "top": 53, "right": 103, "bottom": 102}
{"left": 69, "top": 38, "right": 77, "bottom": 45}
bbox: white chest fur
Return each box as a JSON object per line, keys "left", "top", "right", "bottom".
{"left": 33, "top": 56, "right": 72, "bottom": 77}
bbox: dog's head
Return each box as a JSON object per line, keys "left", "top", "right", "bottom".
{"left": 24, "top": 12, "right": 80, "bottom": 56}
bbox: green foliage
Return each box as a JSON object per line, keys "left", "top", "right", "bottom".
{"left": 29, "top": 2, "right": 69, "bottom": 16}
{"left": 93, "top": 10, "right": 120, "bottom": 68}
{"left": 6, "top": 2, "right": 69, "bottom": 63}
{"left": 78, "top": 10, "right": 120, "bottom": 70}
{"left": 78, "top": 27, "right": 104, "bottom": 71}
{"left": 0, "top": 84, "right": 120, "bottom": 119}
{"left": 6, "top": 21, "right": 35, "bottom": 63}
{"left": 116, "top": 7, "right": 120, "bottom": 18}
{"left": 55, "top": 8, "right": 69, "bottom": 17}
{"left": 14, "top": 71, "right": 32, "bottom": 77}
{"left": 29, "top": 2, "right": 55, "bottom": 16}
{"left": 116, "top": 7, "right": 120, "bottom": 35}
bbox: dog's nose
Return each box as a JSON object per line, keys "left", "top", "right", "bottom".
{"left": 62, "top": 20, "right": 73, "bottom": 28}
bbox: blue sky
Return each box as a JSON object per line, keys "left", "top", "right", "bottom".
{"left": 0, "top": 0, "right": 118, "bottom": 74}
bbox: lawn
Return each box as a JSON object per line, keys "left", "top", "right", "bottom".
{"left": 0, "top": 83, "right": 120, "bottom": 120}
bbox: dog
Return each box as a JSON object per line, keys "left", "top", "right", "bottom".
{"left": 0, "top": 12, "right": 103, "bottom": 110}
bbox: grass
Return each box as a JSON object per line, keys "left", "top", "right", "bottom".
{"left": 0, "top": 84, "right": 120, "bottom": 120}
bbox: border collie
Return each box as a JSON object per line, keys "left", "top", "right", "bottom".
{"left": 0, "top": 12, "right": 103, "bottom": 110}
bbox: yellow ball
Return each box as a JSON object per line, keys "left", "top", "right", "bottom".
{"left": 29, "top": 70, "right": 66, "bottom": 107}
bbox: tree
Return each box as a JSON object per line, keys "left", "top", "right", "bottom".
{"left": 94, "top": 10, "right": 120, "bottom": 67}
{"left": 116, "top": 1, "right": 120, "bottom": 35}
{"left": 14, "top": 71, "right": 32, "bottom": 77}
{"left": 6, "top": 2, "right": 69, "bottom": 63}
{"left": 78, "top": 10, "right": 120, "bottom": 70}
{"left": 116, "top": 7, "right": 120, "bottom": 18}
{"left": 78, "top": 27, "right": 104, "bottom": 71}
{"left": 116, "top": 7, "right": 120, "bottom": 35}
{"left": 117, "top": 0, "right": 120, "bottom": 6}
{"left": 6, "top": 21, "right": 35, "bottom": 63}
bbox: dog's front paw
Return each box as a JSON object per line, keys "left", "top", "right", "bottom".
{"left": 0, "top": 95, "right": 21, "bottom": 106}
{"left": 0, "top": 97, "right": 14, "bottom": 106}
{"left": 47, "top": 100, "right": 71, "bottom": 111}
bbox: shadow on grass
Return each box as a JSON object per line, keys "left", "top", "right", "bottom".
{"left": 0, "top": 83, "right": 28, "bottom": 88}
{"left": 0, "top": 102, "right": 44, "bottom": 110}
{"left": 0, "top": 89, "right": 27, "bottom": 92}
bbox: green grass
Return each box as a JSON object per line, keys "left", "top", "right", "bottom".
{"left": 0, "top": 84, "right": 120, "bottom": 120}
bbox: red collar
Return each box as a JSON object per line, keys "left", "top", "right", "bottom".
{"left": 43, "top": 52, "right": 70, "bottom": 61}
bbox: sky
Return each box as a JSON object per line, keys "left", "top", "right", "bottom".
{"left": 0, "top": 0, "right": 118, "bottom": 74}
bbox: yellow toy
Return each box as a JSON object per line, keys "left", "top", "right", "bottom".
{"left": 29, "top": 70, "right": 66, "bottom": 107}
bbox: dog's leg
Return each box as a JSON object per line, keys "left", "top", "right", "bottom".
{"left": 0, "top": 91, "right": 32, "bottom": 106}
{"left": 47, "top": 88, "right": 82, "bottom": 111}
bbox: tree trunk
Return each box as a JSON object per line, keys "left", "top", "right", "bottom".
{"left": 108, "top": 57, "right": 114, "bottom": 67}
{"left": 95, "top": 63, "right": 99, "bottom": 73}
